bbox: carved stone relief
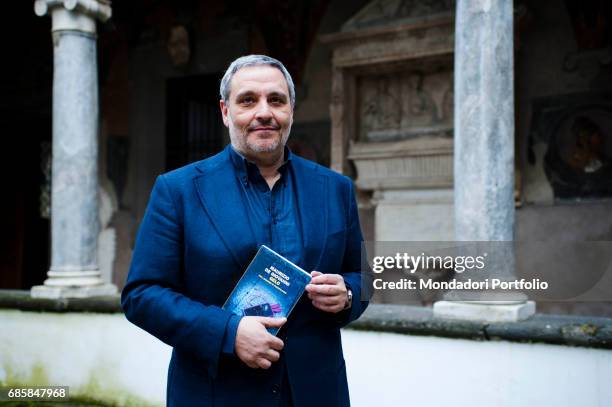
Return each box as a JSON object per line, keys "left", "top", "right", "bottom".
{"left": 358, "top": 68, "right": 453, "bottom": 142}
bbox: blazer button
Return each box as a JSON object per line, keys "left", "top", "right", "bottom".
{"left": 271, "top": 384, "right": 280, "bottom": 395}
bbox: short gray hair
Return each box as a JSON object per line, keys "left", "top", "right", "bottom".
{"left": 219, "top": 55, "right": 296, "bottom": 108}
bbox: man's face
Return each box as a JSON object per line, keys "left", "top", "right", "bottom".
{"left": 220, "top": 65, "right": 293, "bottom": 161}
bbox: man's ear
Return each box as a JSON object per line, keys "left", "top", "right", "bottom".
{"left": 220, "top": 99, "right": 229, "bottom": 127}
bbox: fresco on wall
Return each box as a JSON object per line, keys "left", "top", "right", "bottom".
{"left": 529, "top": 96, "right": 612, "bottom": 201}
{"left": 544, "top": 109, "right": 612, "bottom": 199}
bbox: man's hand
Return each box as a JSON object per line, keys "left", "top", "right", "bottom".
{"left": 235, "top": 316, "right": 286, "bottom": 369}
{"left": 305, "top": 271, "right": 348, "bottom": 313}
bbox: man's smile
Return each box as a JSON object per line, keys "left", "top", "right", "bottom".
{"left": 249, "top": 126, "right": 280, "bottom": 132}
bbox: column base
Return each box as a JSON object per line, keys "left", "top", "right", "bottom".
{"left": 31, "top": 283, "right": 117, "bottom": 299}
{"left": 433, "top": 300, "right": 536, "bottom": 322}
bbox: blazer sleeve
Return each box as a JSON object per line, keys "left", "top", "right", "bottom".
{"left": 121, "top": 175, "right": 232, "bottom": 378}
{"left": 336, "top": 178, "right": 372, "bottom": 328}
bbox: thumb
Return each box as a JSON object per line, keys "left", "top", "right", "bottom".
{"left": 256, "top": 316, "right": 287, "bottom": 328}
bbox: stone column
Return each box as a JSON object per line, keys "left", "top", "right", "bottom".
{"left": 31, "top": 0, "right": 117, "bottom": 298}
{"left": 433, "top": 0, "right": 534, "bottom": 321}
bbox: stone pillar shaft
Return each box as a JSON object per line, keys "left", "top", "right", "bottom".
{"left": 434, "top": 0, "right": 535, "bottom": 321}
{"left": 454, "top": 0, "right": 514, "bottom": 242}
{"left": 32, "top": 0, "right": 115, "bottom": 298}
{"left": 49, "top": 32, "right": 99, "bottom": 281}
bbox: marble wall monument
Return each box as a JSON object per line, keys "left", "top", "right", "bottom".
{"left": 322, "top": 0, "right": 456, "bottom": 241}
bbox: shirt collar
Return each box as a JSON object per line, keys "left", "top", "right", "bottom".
{"left": 229, "top": 145, "right": 293, "bottom": 185}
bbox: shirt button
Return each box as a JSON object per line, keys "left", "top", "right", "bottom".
{"left": 271, "top": 384, "right": 280, "bottom": 395}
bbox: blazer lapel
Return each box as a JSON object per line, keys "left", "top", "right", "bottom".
{"left": 193, "top": 150, "right": 257, "bottom": 270}
{"left": 292, "top": 158, "right": 328, "bottom": 271}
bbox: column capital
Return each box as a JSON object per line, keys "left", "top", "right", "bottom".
{"left": 34, "top": 0, "right": 112, "bottom": 34}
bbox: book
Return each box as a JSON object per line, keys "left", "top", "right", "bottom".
{"left": 222, "top": 245, "right": 312, "bottom": 335}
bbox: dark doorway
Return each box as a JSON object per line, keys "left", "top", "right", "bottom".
{"left": 0, "top": 118, "right": 51, "bottom": 289}
{"left": 165, "top": 74, "right": 227, "bottom": 171}
{"left": 0, "top": 2, "right": 52, "bottom": 289}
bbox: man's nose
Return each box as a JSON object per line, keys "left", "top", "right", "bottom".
{"left": 255, "top": 101, "right": 273, "bottom": 121}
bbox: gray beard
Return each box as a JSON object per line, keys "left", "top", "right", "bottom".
{"left": 231, "top": 126, "right": 292, "bottom": 157}
{"left": 245, "top": 137, "right": 282, "bottom": 153}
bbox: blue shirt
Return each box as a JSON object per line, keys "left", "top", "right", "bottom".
{"left": 221, "top": 146, "right": 304, "bottom": 354}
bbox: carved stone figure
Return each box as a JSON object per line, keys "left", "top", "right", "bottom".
{"left": 359, "top": 69, "right": 452, "bottom": 141}
{"left": 167, "top": 26, "right": 190, "bottom": 67}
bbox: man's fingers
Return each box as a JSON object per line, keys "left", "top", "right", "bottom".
{"left": 243, "top": 341, "right": 283, "bottom": 369}
{"left": 269, "top": 336, "right": 285, "bottom": 351}
{"left": 310, "top": 294, "right": 344, "bottom": 305}
{"left": 257, "top": 317, "right": 287, "bottom": 328}
{"left": 257, "top": 358, "right": 272, "bottom": 369}
{"left": 310, "top": 273, "right": 342, "bottom": 285}
{"left": 310, "top": 270, "right": 323, "bottom": 277}
{"left": 306, "top": 284, "right": 343, "bottom": 296}
{"left": 265, "top": 349, "right": 280, "bottom": 362}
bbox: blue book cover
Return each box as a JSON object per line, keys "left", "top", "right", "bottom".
{"left": 222, "top": 245, "right": 312, "bottom": 335}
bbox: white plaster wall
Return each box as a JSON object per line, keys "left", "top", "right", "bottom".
{"left": 1, "top": 310, "right": 611, "bottom": 407}
{"left": 343, "top": 330, "right": 612, "bottom": 407}
{"left": 0, "top": 310, "right": 171, "bottom": 406}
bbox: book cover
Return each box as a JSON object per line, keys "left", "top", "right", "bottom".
{"left": 222, "top": 245, "right": 312, "bottom": 335}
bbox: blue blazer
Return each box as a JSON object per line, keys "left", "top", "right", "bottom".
{"left": 122, "top": 145, "right": 368, "bottom": 406}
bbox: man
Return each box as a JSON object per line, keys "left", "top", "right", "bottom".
{"left": 122, "top": 55, "right": 368, "bottom": 407}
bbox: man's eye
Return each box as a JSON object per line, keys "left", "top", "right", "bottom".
{"left": 240, "top": 97, "right": 255, "bottom": 105}
{"left": 269, "top": 97, "right": 284, "bottom": 105}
